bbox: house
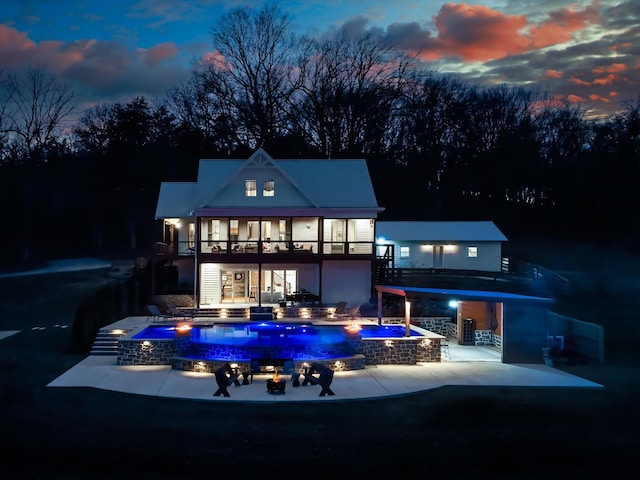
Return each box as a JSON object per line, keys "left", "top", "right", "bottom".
{"left": 153, "top": 149, "right": 571, "bottom": 364}
{"left": 154, "top": 149, "right": 383, "bottom": 308}
{"left": 375, "top": 221, "right": 507, "bottom": 271}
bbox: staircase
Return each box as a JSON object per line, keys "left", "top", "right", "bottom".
{"left": 90, "top": 329, "right": 127, "bottom": 356}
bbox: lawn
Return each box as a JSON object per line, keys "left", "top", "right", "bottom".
{"left": 0, "top": 238, "right": 638, "bottom": 479}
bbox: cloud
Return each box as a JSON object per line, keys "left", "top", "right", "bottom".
{"left": 528, "top": 0, "right": 600, "bottom": 49}
{"left": 392, "top": 2, "right": 602, "bottom": 63}
{"left": 544, "top": 69, "right": 564, "bottom": 79}
{"left": 0, "top": 24, "right": 189, "bottom": 108}
{"left": 142, "top": 42, "right": 179, "bottom": 66}
{"left": 430, "top": 3, "right": 531, "bottom": 61}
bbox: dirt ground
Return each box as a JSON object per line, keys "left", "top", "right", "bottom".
{"left": 0, "top": 238, "right": 638, "bottom": 479}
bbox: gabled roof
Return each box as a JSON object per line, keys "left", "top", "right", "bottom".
{"left": 155, "top": 182, "right": 197, "bottom": 218}
{"left": 155, "top": 149, "right": 381, "bottom": 218}
{"left": 376, "top": 221, "right": 508, "bottom": 242}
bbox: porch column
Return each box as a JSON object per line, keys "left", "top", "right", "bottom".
{"left": 377, "top": 290, "right": 383, "bottom": 326}
{"left": 405, "top": 298, "right": 411, "bottom": 337}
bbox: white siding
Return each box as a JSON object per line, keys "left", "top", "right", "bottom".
{"left": 321, "top": 260, "right": 372, "bottom": 306}
{"left": 199, "top": 263, "right": 221, "bottom": 306}
{"left": 388, "top": 241, "right": 502, "bottom": 271}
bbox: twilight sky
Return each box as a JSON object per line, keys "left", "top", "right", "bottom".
{"left": 1, "top": 0, "right": 638, "bottom": 121}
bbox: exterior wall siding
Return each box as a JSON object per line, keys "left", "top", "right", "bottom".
{"left": 389, "top": 240, "right": 502, "bottom": 271}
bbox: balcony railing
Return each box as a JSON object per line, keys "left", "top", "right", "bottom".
{"left": 160, "top": 240, "right": 375, "bottom": 257}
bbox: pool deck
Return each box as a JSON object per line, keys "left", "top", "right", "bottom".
{"left": 47, "top": 316, "right": 603, "bottom": 402}
{"left": 3, "top": 259, "right": 604, "bottom": 402}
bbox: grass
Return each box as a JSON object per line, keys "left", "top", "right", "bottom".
{"left": 1, "top": 238, "right": 639, "bottom": 479}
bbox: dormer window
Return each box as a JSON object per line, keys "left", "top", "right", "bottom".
{"left": 263, "top": 180, "right": 275, "bottom": 197}
{"left": 245, "top": 180, "right": 256, "bottom": 197}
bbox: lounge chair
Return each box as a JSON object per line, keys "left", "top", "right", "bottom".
{"left": 167, "top": 304, "right": 194, "bottom": 320}
{"left": 331, "top": 301, "right": 348, "bottom": 320}
{"left": 146, "top": 304, "right": 173, "bottom": 322}
{"left": 335, "top": 304, "right": 360, "bottom": 321}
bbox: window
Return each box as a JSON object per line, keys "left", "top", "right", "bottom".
{"left": 247, "top": 221, "right": 259, "bottom": 240}
{"left": 229, "top": 219, "right": 239, "bottom": 241}
{"left": 400, "top": 246, "right": 410, "bottom": 258}
{"left": 245, "top": 180, "right": 256, "bottom": 197}
{"left": 208, "top": 219, "right": 220, "bottom": 245}
{"left": 467, "top": 246, "right": 478, "bottom": 258}
{"left": 188, "top": 223, "right": 195, "bottom": 249}
{"left": 263, "top": 180, "right": 275, "bottom": 196}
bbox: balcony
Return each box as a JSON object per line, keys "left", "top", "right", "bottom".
{"left": 157, "top": 240, "right": 374, "bottom": 259}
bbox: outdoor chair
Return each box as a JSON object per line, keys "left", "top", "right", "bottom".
{"left": 146, "top": 304, "right": 173, "bottom": 322}
{"left": 167, "top": 304, "right": 194, "bottom": 320}
{"left": 331, "top": 301, "right": 348, "bottom": 320}
{"left": 213, "top": 363, "right": 240, "bottom": 397}
{"left": 301, "top": 362, "right": 335, "bottom": 396}
{"left": 336, "top": 305, "right": 360, "bottom": 321}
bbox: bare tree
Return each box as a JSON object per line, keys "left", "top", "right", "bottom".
{"left": 293, "top": 27, "right": 413, "bottom": 158}
{"left": 1, "top": 65, "right": 79, "bottom": 164}
{"left": 200, "top": 2, "right": 301, "bottom": 150}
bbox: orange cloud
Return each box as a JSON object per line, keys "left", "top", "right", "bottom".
{"left": 144, "top": 42, "right": 178, "bottom": 66}
{"left": 201, "top": 51, "right": 232, "bottom": 71}
{"left": 609, "top": 91, "right": 619, "bottom": 97}
{"left": 567, "top": 94, "right": 586, "bottom": 103}
{"left": 593, "top": 74, "right": 620, "bottom": 85}
{"left": 544, "top": 69, "right": 563, "bottom": 79}
{"left": 569, "top": 76, "right": 591, "bottom": 86}
{"left": 593, "top": 63, "right": 627, "bottom": 74}
{"left": 609, "top": 43, "right": 632, "bottom": 51}
{"left": 528, "top": 0, "right": 600, "bottom": 49}
{"left": 589, "top": 94, "right": 610, "bottom": 103}
{"left": 431, "top": 3, "right": 530, "bottom": 61}
{"left": 425, "top": 1, "right": 600, "bottom": 62}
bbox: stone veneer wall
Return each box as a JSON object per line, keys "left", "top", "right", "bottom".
{"left": 382, "top": 317, "right": 451, "bottom": 337}
{"left": 153, "top": 294, "right": 195, "bottom": 308}
{"left": 116, "top": 327, "right": 444, "bottom": 370}
{"left": 118, "top": 339, "right": 175, "bottom": 365}
{"left": 171, "top": 354, "right": 367, "bottom": 373}
{"left": 357, "top": 337, "right": 441, "bottom": 365}
{"left": 473, "top": 330, "right": 502, "bottom": 348}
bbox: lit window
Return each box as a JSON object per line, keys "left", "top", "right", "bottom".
{"left": 467, "top": 246, "right": 478, "bottom": 258}
{"left": 245, "top": 180, "right": 256, "bottom": 197}
{"left": 263, "top": 180, "right": 275, "bottom": 196}
{"left": 400, "top": 246, "right": 410, "bottom": 258}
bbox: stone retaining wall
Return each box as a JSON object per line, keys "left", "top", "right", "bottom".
{"left": 171, "top": 354, "right": 367, "bottom": 373}
{"left": 357, "top": 337, "right": 441, "bottom": 365}
{"left": 117, "top": 338, "right": 175, "bottom": 365}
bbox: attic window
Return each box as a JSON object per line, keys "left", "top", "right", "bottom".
{"left": 467, "top": 246, "right": 478, "bottom": 258}
{"left": 245, "top": 180, "right": 256, "bottom": 197}
{"left": 263, "top": 180, "right": 275, "bottom": 197}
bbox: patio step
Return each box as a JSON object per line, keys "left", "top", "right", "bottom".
{"left": 90, "top": 330, "right": 125, "bottom": 356}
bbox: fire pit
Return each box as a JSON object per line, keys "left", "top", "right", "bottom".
{"left": 266, "top": 372, "right": 286, "bottom": 394}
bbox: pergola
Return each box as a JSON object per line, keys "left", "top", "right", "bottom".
{"left": 374, "top": 285, "right": 553, "bottom": 337}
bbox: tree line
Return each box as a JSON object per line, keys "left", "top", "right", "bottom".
{"left": 1, "top": 3, "right": 638, "bottom": 264}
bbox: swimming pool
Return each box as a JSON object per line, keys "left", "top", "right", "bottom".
{"left": 118, "top": 321, "right": 443, "bottom": 370}
{"left": 132, "top": 322, "right": 423, "bottom": 344}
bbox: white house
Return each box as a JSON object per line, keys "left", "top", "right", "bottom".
{"left": 375, "top": 221, "right": 507, "bottom": 271}
{"left": 154, "top": 149, "right": 383, "bottom": 308}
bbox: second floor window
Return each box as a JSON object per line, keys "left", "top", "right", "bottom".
{"left": 263, "top": 180, "right": 275, "bottom": 196}
{"left": 245, "top": 180, "right": 256, "bottom": 197}
{"left": 400, "top": 246, "right": 410, "bottom": 258}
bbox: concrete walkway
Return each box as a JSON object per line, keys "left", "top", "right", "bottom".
{"left": 47, "top": 353, "right": 603, "bottom": 403}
